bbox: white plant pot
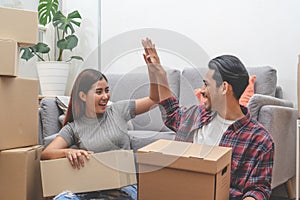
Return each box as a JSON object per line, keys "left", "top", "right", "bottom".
{"left": 36, "top": 61, "right": 70, "bottom": 96}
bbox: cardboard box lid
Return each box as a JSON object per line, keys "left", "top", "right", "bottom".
{"left": 1, "top": 145, "right": 42, "bottom": 154}
{"left": 137, "top": 139, "right": 232, "bottom": 174}
{"left": 40, "top": 150, "right": 137, "bottom": 197}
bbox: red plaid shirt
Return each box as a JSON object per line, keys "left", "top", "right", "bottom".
{"left": 159, "top": 96, "right": 274, "bottom": 200}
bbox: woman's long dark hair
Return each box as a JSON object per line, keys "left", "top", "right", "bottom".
{"left": 63, "top": 69, "right": 108, "bottom": 126}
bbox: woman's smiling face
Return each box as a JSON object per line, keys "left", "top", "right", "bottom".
{"left": 83, "top": 79, "right": 110, "bottom": 117}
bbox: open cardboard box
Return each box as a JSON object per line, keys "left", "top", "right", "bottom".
{"left": 40, "top": 150, "right": 137, "bottom": 197}
{"left": 137, "top": 139, "right": 232, "bottom": 200}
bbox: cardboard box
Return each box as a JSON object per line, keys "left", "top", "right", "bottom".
{"left": 0, "top": 77, "right": 39, "bottom": 150}
{"left": 137, "top": 139, "right": 232, "bottom": 200}
{"left": 0, "top": 145, "right": 43, "bottom": 200}
{"left": 0, "top": 7, "right": 38, "bottom": 47}
{"left": 0, "top": 39, "right": 19, "bottom": 76}
{"left": 40, "top": 150, "right": 137, "bottom": 197}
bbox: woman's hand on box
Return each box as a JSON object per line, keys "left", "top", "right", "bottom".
{"left": 65, "top": 149, "right": 93, "bottom": 169}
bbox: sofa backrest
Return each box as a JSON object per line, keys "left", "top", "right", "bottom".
{"left": 106, "top": 67, "right": 181, "bottom": 131}
{"left": 179, "top": 66, "right": 278, "bottom": 106}
{"left": 180, "top": 67, "right": 207, "bottom": 106}
{"left": 39, "top": 66, "right": 278, "bottom": 140}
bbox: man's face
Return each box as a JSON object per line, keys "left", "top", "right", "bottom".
{"left": 201, "top": 69, "right": 224, "bottom": 111}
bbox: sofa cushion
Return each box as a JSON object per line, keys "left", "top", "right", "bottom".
{"left": 39, "top": 98, "right": 63, "bottom": 139}
{"left": 247, "top": 66, "right": 277, "bottom": 97}
{"left": 106, "top": 67, "right": 181, "bottom": 132}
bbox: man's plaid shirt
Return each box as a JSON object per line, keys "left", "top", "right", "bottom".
{"left": 159, "top": 96, "right": 274, "bottom": 200}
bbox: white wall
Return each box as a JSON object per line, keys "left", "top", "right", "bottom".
{"left": 101, "top": 0, "right": 300, "bottom": 105}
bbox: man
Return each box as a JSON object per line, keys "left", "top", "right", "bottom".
{"left": 142, "top": 38, "right": 274, "bottom": 200}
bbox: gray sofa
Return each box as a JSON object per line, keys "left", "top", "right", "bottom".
{"left": 38, "top": 66, "right": 297, "bottom": 197}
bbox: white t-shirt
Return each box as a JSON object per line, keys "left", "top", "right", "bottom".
{"left": 193, "top": 114, "right": 235, "bottom": 146}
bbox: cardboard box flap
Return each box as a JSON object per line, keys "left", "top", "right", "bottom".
{"left": 1, "top": 145, "right": 42, "bottom": 153}
{"left": 137, "top": 139, "right": 232, "bottom": 174}
{"left": 41, "top": 150, "right": 137, "bottom": 197}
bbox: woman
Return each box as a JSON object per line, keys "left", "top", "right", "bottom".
{"left": 41, "top": 39, "right": 160, "bottom": 200}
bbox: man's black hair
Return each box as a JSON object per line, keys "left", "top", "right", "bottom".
{"left": 208, "top": 55, "right": 249, "bottom": 100}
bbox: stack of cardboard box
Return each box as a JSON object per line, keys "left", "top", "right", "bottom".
{"left": 0, "top": 7, "right": 43, "bottom": 200}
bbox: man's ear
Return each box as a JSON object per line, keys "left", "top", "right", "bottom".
{"left": 79, "top": 91, "right": 86, "bottom": 102}
{"left": 222, "top": 82, "right": 229, "bottom": 94}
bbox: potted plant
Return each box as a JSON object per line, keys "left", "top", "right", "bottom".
{"left": 20, "top": 0, "right": 83, "bottom": 96}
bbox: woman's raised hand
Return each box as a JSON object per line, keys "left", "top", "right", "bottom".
{"left": 65, "top": 149, "right": 93, "bottom": 169}
{"left": 141, "top": 38, "right": 173, "bottom": 101}
{"left": 142, "top": 38, "right": 160, "bottom": 66}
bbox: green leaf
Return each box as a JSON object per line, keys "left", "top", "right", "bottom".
{"left": 52, "top": 10, "right": 81, "bottom": 35}
{"left": 70, "top": 56, "right": 84, "bottom": 61}
{"left": 20, "top": 43, "right": 50, "bottom": 61}
{"left": 20, "top": 48, "right": 35, "bottom": 61}
{"left": 38, "top": 0, "right": 59, "bottom": 26}
{"left": 33, "top": 42, "right": 51, "bottom": 53}
{"left": 57, "top": 35, "right": 78, "bottom": 50}
{"left": 66, "top": 56, "right": 84, "bottom": 62}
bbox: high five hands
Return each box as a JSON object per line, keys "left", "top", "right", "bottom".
{"left": 142, "top": 38, "right": 161, "bottom": 66}
{"left": 141, "top": 38, "right": 173, "bottom": 101}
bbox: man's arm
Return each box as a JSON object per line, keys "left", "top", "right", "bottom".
{"left": 242, "top": 140, "right": 274, "bottom": 199}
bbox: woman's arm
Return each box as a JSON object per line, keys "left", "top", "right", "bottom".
{"left": 142, "top": 38, "right": 173, "bottom": 101}
{"left": 41, "top": 136, "right": 92, "bottom": 169}
{"left": 135, "top": 38, "right": 173, "bottom": 115}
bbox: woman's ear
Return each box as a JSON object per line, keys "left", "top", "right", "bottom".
{"left": 79, "top": 91, "right": 86, "bottom": 102}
